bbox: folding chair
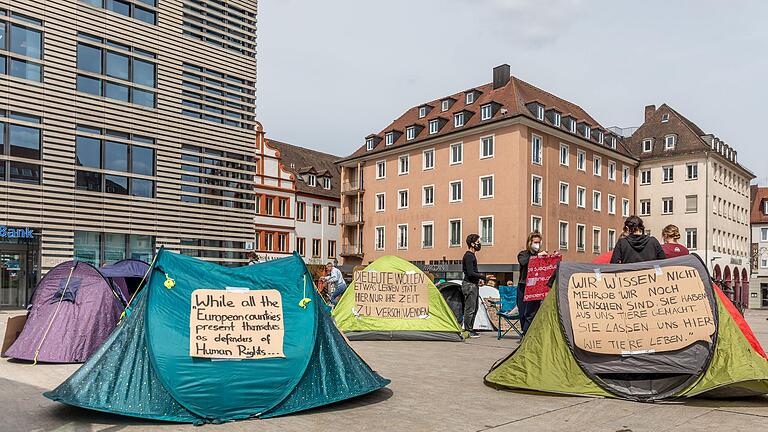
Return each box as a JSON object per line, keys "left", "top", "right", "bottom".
{"left": 492, "top": 284, "right": 522, "bottom": 339}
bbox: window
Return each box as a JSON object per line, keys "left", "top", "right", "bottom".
{"left": 1, "top": 22, "right": 43, "bottom": 82}
{"left": 622, "top": 198, "right": 630, "bottom": 217}
{"left": 375, "top": 192, "right": 385, "bottom": 212}
{"left": 366, "top": 138, "right": 374, "bottom": 151}
{"left": 385, "top": 132, "right": 394, "bottom": 145}
{"left": 640, "top": 199, "right": 651, "bottom": 216}
{"left": 663, "top": 166, "right": 674, "bottom": 182}
{"left": 441, "top": 100, "right": 451, "bottom": 111}
{"left": 480, "top": 216, "right": 494, "bottom": 245}
{"left": 608, "top": 161, "right": 616, "bottom": 181}
{"left": 597, "top": 131, "right": 604, "bottom": 144}
{"left": 577, "top": 150, "right": 586, "bottom": 171}
{"left": 480, "top": 136, "right": 494, "bottom": 159}
{"left": 640, "top": 169, "right": 651, "bottom": 185}
{"left": 322, "top": 177, "right": 331, "bottom": 189}
{"left": 622, "top": 166, "right": 630, "bottom": 184}
{"left": 278, "top": 198, "right": 288, "bottom": 217}
{"left": 264, "top": 197, "right": 274, "bottom": 216}
{"left": 568, "top": 118, "right": 576, "bottom": 133}
{"left": 454, "top": 112, "right": 465, "bottom": 128}
{"left": 531, "top": 216, "right": 542, "bottom": 234}
{"left": 450, "top": 143, "right": 463, "bottom": 165}
{"left": 576, "top": 186, "right": 586, "bottom": 208}
{"left": 449, "top": 181, "right": 463, "bottom": 203}
{"left": 296, "top": 238, "right": 306, "bottom": 256}
{"left": 592, "top": 191, "right": 601, "bottom": 211}
{"left": 531, "top": 175, "right": 543, "bottom": 205}
{"left": 643, "top": 139, "right": 653, "bottom": 152}
{"left": 278, "top": 234, "right": 288, "bottom": 253}
{"left": 312, "top": 204, "right": 321, "bottom": 223}
{"left": 9, "top": 124, "right": 41, "bottom": 159}
{"left": 559, "top": 182, "right": 569, "bottom": 204}
{"left": 429, "top": 119, "right": 440, "bottom": 134}
{"left": 296, "top": 201, "right": 306, "bottom": 221}
{"left": 665, "top": 135, "right": 676, "bottom": 150}
{"left": 418, "top": 106, "right": 427, "bottom": 118}
{"left": 761, "top": 227, "right": 768, "bottom": 242}
{"left": 608, "top": 195, "right": 616, "bottom": 215}
{"left": 406, "top": 126, "right": 416, "bottom": 140}
{"left": 531, "top": 134, "right": 543, "bottom": 164}
{"left": 593, "top": 227, "right": 601, "bottom": 253}
{"left": 375, "top": 226, "right": 385, "bottom": 250}
{"left": 559, "top": 221, "right": 569, "bottom": 250}
{"left": 327, "top": 240, "right": 336, "bottom": 259}
{"left": 576, "top": 224, "right": 586, "bottom": 251}
{"left": 422, "top": 222, "right": 434, "bottom": 248}
{"left": 311, "top": 239, "right": 321, "bottom": 258}
{"left": 686, "top": 195, "right": 698, "bottom": 213}
{"left": 553, "top": 112, "right": 561, "bottom": 127}
{"left": 686, "top": 163, "right": 698, "bottom": 180}
{"left": 686, "top": 228, "right": 698, "bottom": 250}
{"left": 465, "top": 92, "right": 475, "bottom": 104}
{"left": 328, "top": 207, "right": 336, "bottom": 224}
{"left": 307, "top": 174, "right": 316, "bottom": 186}
{"left": 399, "top": 155, "right": 409, "bottom": 175}
{"left": 583, "top": 125, "right": 591, "bottom": 139}
{"left": 376, "top": 160, "right": 386, "bottom": 179}
{"left": 661, "top": 113, "right": 669, "bottom": 122}
{"left": 534, "top": 105, "right": 544, "bottom": 120}
{"left": 449, "top": 219, "right": 462, "bottom": 247}
{"left": 398, "top": 189, "right": 409, "bottom": 209}
{"left": 423, "top": 149, "right": 435, "bottom": 170}
{"left": 593, "top": 156, "right": 601, "bottom": 176}
{"left": 422, "top": 185, "right": 435, "bottom": 206}
{"left": 559, "top": 144, "right": 569, "bottom": 166}
{"left": 662, "top": 197, "right": 673, "bottom": 214}
{"left": 608, "top": 229, "right": 616, "bottom": 251}
{"left": 397, "top": 224, "right": 408, "bottom": 250}
{"left": 480, "top": 104, "right": 492, "bottom": 120}
{"left": 480, "top": 175, "right": 494, "bottom": 199}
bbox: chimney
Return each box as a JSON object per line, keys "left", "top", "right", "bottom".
{"left": 644, "top": 105, "right": 656, "bottom": 122}
{"left": 493, "top": 64, "right": 511, "bottom": 90}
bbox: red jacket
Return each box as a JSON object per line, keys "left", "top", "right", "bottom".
{"left": 662, "top": 242, "right": 689, "bottom": 258}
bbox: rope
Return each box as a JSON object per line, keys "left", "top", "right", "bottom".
{"left": 119, "top": 254, "right": 158, "bottom": 324}
{"left": 298, "top": 274, "right": 311, "bottom": 308}
{"left": 33, "top": 265, "right": 75, "bottom": 365}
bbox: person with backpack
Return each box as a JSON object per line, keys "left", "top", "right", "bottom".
{"left": 661, "top": 224, "right": 690, "bottom": 258}
{"left": 610, "top": 216, "right": 666, "bottom": 264}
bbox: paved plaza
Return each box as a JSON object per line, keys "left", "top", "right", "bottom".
{"left": 2, "top": 309, "right": 768, "bottom": 432}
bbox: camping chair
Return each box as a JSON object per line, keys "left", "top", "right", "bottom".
{"left": 492, "top": 285, "right": 523, "bottom": 339}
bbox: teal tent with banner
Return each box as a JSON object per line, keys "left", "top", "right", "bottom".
{"left": 44, "top": 249, "right": 389, "bottom": 424}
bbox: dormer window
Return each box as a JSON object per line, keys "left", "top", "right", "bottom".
{"left": 643, "top": 138, "right": 653, "bottom": 153}
{"left": 608, "top": 136, "right": 616, "bottom": 149}
{"left": 568, "top": 118, "right": 576, "bottom": 133}
{"left": 535, "top": 105, "right": 544, "bottom": 120}
{"left": 307, "top": 174, "right": 316, "bottom": 187}
{"left": 322, "top": 177, "right": 331, "bottom": 189}
{"left": 465, "top": 92, "right": 475, "bottom": 104}
{"left": 480, "top": 104, "right": 492, "bottom": 120}
{"left": 664, "top": 134, "right": 676, "bottom": 150}
{"left": 661, "top": 113, "right": 669, "bottom": 123}
{"left": 597, "top": 131, "right": 604, "bottom": 144}
{"left": 406, "top": 126, "right": 416, "bottom": 140}
{"left": 385, "top": 132, "right": 395, "bottom": 146}
{"left": 441, "top": 99, "right": 453, "bottom": 112}
{"left": 454, "top": 112, "right": 465, "bottom": 128}
{"left": 366, "top": 138, "right": 374, "bottom": 151}
{"left": 583, "top": 125, "right": 591, "bottom": 139}
{"left": 553, "top": 112, "right": 561, "bottom": 127}
{"left": 419, "top": 106, "right": 428, "bottom": 118}
{"left": 429, "top": 119, "right": 440, "bottom": 134}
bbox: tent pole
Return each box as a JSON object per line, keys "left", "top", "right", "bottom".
{"left": 33, "top": 265, "right": 76, "bottom": 365}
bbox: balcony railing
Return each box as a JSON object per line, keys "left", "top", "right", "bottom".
{"left": 342, "top": 180, "right": 364, "bottom": 194}
{"left": 340, "top": 243, "right": 364, "bottom": 257}
{"left": 342, "top": 212, "right": 364, "bottom": 225}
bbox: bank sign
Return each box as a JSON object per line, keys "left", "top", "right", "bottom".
{"left": 0, "top": 226, "right": 34, "bottom": 238}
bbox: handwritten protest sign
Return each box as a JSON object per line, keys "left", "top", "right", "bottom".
{"left": 189, "top": 289, "right": 285, "bottom": 360}
{"left": 567, "top": 266, "right": 715, "bottom": 355}
{"left": 354, "top": 271, "right": 429, "bottom": 319}
{"left": 523, "top": 255, "right": 562, "bottom": 302}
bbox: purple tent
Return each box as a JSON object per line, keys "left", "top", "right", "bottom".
{"left": 3, "top": 261, "right": 124, "bottom": 363}
{"left": 98, "top": 259, "right": 150, "bottom": 303}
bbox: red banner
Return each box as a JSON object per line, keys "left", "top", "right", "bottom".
{"left": 523, "top": 255, "right": 561, "bottom": 302}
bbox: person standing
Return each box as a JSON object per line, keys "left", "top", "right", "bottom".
{"left": 610, "top": 216, "right": 666, "bottom": 264}
{"left": 517, "top": 232, "right": 547, "bottom": 335}
{"left": 247, "top": 251, "right": 259, "bottom": 265}
{"left": 661, "top": 224, "right": 690, "bottom": 258}
{"left": 461, "top": 234, "right": 486, "bottom": 338}
{"left": 323, "top": 262, "right": 348, "bottom": 306}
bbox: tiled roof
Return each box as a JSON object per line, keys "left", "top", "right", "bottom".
{"left": 626, "top": 104, "right": 713, "bottom": 159}
{"left": 344, "top": 71, "right": 634, "bottom": 160}
{"left": 268, "top": 139, "right": 341, "bottom": 200}
{"left": 751, "top": 185, "right": 768, "bottom": 224}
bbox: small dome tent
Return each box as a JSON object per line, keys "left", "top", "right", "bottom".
{"left": 45, "top": 249, "right": 389, "bottom": 423}
{"left": 485, "top": 255, "right": 768, "bottom": 401}
{"left": 437, "top": 280, "right": 496, "bottom": 331}
{"left": 3, "top": 260, "right": 124, "bottom": 363}
{"left": 98, "top": 259, "right": 150, "bottom": 302}
{"left": 332, "top": 255, "right": 463, "bottom": 341}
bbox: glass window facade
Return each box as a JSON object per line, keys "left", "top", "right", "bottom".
{"left": 0, "top": 15, "right": 44, "bottom": 82}
{"left": 82, "top": 0, "right": 157, "bottom": 25}
{"left": 75, "top": 231, "right": 156, "bottom": 265}
{"left": 0, "top": 111, "right": 42, "bottom": 183}
{"left": 180, "top": 62, "right": 255, "bottom": 129}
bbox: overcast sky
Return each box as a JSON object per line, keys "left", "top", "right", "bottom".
{"left": 258, "top": 0, "right": 768, "bottom": 184}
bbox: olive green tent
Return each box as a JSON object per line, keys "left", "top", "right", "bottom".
{"left": 332, "top": 256, "right": 463, "bottom": 341}
{"left": 485, "top": 255, "right": 768, "bottom": 401}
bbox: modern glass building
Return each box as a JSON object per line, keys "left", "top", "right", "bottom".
{"left": 0, "top": 0, "right": 258, "bottom": 307}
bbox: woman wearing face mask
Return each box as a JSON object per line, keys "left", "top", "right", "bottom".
{"left": 461, "top": 234, "right": 486, "bottom": 338}
{"left": 517, "top": 232, "right": 547, "bottom": 335}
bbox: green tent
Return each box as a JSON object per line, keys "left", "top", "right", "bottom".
{"left": 332, "top": 255, "right": 463, "bottom": 341}
{"left": 45, "top": 249, "right": 389, "bottom": 424}
{"left": 485, "top": 255, "right": 768, "bottom": 401}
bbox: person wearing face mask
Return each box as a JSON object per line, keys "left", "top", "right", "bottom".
{"left": 461, "top": 233, "right": 486, "bottom": 338}
{"left": 517, "top": 232, "right": 547, "bottom": 335}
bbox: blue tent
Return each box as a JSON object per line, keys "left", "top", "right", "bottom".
{"left": 45, "top": 249, "right": 389, "bottom": 423}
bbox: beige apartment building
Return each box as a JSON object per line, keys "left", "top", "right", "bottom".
{"left": 338, "top": 65, "right": 637, "bottom": 279}
{"left": 749, "top": 186, "right": 768, "bottom": 308}
{"left": 0, "top": 0, "right": 258, "bottom": 308}
{"left": 626, "top": 104, "right": 754, "bottom": 307}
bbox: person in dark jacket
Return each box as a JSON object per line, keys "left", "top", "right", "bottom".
{"left": 517, "top": 232, "right": 548, "bottom": 335}
{"left": 610, "top": 216, "right": 666, "bottom": 264}
{"left": 462, "top": 233, "right": 486, "bottom": 338}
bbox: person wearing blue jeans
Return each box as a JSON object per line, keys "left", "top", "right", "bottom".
{"left": 324, "top": 262, "right": 347, "bottom": 305}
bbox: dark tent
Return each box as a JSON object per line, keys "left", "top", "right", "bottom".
{"left": 98, "top": 259, "right": 150, "bottom": 303}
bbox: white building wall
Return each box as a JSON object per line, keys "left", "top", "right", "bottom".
{"left": 750, "top": 223, "right": 768, "bottom": 308}
{"left": 294, "top": 194, "right": 341, "bottom": 265}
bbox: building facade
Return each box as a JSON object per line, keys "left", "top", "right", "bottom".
{"left": 338, "top": 65, "right": 637, "bottom": 279}
{"left": 749, "top": 186, "right": 768, "bottom": 309}
{"left": 626, "top": 104, "right": 754, "bottom": 307}
{"left": 0, "top": 0, "right": 258, "bottom": 307}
